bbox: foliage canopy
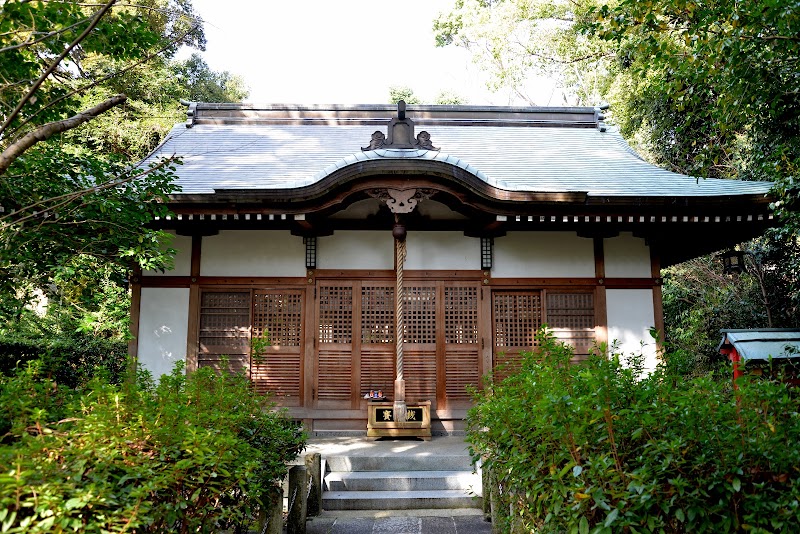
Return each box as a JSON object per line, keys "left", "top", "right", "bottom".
{"left": 0, "top": 1, "right": 248, "bottom": 334}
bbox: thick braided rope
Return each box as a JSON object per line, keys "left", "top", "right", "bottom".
{"left": 395, "top": 238, "right": 406, "bottom": 380}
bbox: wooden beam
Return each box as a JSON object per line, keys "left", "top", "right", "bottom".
{"left": 594, "top": 237, "right": 608, "bottom": 348}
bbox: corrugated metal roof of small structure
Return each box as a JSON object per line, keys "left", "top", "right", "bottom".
{"left": 143, "top": 122, "right": 773, "bottom": 198}
{"left": 718, "top": 329, "right": 800, "bottom": 361}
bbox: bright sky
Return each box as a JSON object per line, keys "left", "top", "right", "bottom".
{"left": 188, "top": 0, "right": 516, "bottom": 105}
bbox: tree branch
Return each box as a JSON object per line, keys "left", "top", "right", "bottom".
{"left": 0, "top": 0, "right": 117, "bottom": 137}
{"left": 0, "top": 16, "right": 94, "bottom": 54}
{"left": 5, "top": 24, "right": 200, "bottom": 142}
{"left": 0, "top": 154, "right": 174, "bottom": 228}
{"left": 0, "top": 94, "right": 127, "bottom": 176}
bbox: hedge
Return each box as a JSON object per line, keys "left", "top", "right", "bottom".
{"left": 0, "top": 361, "right": 306, "bottom": 533}
{"left": 470, "top": 330, "right": 800, "bottom": 533}
{"left": 0, "top": 334, "right": 128, "bottom": 387}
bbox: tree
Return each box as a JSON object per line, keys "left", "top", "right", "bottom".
{"left": 588, "top": 0, "right": 800, "bottom": 185}
{"left": 172, "top": 53, "right": 249, "bottom": 104}
{"left": 389, "top": 85, "right": 422, "bottom": 104}
{"left": 387, "top": 86, "right": 468, "bottom": 105}
{"left": 435, "top": 90, "right": 468, "bottom": 105}
{"left": 433, "top": 0, "right": 612, "bottom": 105}
{"left": 67, "top": 53, "right": 249, "bottom": 161}
{"left": 0, "top": 1, "right": 208, "bottom": 328}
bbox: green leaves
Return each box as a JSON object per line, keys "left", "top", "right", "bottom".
{"left": 0, "top": 361, "right": 306, "bottom": 532}
{"left": 469, "top": 329, "right": 800, "bottom": 532}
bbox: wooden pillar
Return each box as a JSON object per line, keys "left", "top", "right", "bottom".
{"left": 593, "top": 237, "right": 608, "bottom": 348}
{"left": 480, "top": 283, "right": 492, "bottom": 381}
{"left": 650, "top": 247, "right": 665, "bottom": 348}
{"left": 127, "top": 265, "right": 142, "bottom": 371}
{"left": 186, "top": 235, "right": 202, "bottom": 373}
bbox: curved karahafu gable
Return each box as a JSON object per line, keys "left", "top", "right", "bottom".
{"left": 140, "top": 103, "right": 775, "bottom": 266}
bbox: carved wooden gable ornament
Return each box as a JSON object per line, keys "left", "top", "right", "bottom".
{"left": 362, "top": 100, "right": 439, "bottom": 151}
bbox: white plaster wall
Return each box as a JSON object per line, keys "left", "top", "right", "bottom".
{"left": 405, "top": 232, "right": 477, "bottom": 270}
{"left": 137, "top": 287, "right": 189, "bottom": 379}
{"left": 144, "top": 232, "right": 192, "bottom": 276}
{"left": 606, "top": 289, "right": 659, "bottom": 372}
{"left": 604, "top": 233, "right": 652, "bottom": 278}
{"left": 493, "top": 232, "right": 595, "bottom": 278}
{"left": 318, "top": 231, "right": 393, "bottom": 270}
{"left": 201, "top": 230, "right": 305, "bottom": 276}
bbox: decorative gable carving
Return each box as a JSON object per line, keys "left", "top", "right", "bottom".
{"left": 366, "top": 188, "right": 437, "bottom": 214}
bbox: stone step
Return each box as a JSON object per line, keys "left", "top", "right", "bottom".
{"left": 321, "top": 490, "right": 481, "bottom": 510}
{"left": 324, "top": 470, "right": 481, "bottom": 492}
{"left": 325, "top": 454, "right": 473, "bottom": 472}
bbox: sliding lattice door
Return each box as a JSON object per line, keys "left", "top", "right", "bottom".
{"left": 251, "top": 290, "right": 303, "bottom": 405}
{"left": 316, "top": 283, "right": 355, "bottom": 409}
{"left": 492, "top": 291, "right": 542, "bottom": 382}
{"left": 198, "top": 291, "right": 251, "bottom": 375}
{"left": 360, "top": 283, "right": 395, "bottom": 400}
{"left": 198, "top": 289, "right": 304, "bottom": 406}
{"left": 443, "top": 285, "right": 480, "bottom": 407}
{"left": 492, "top": 289, "right": 597, "bottom": 381}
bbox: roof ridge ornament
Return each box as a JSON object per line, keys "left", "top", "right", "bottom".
{"left": 181, "top": 100, "right": 197, "bottom": 128}
{"left": 361, "top": 100, "right": 439, "bottom": 151}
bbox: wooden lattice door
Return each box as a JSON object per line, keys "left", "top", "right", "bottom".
{"left": 251, "top": 290, "right": 303, "bottom": 406}
{"left": 403, "top": 284, "right": 438, "bottom": 405}
{"left": 360, "top": 283, "right": 395, "bottom": 400}
{"left": 443, "top": 284, "right": 480, "bottom": 407}
{"left": 316, "top": 282, "right": 355, "bottom": 408}
{"left": 492, "top": 291, "right": 542, "bottom": 381}
{"left": 313, "top": 279, "right": 483, "bottom": 410}
{"left": 198, "top": 291, "right": 252, "bottom": 375}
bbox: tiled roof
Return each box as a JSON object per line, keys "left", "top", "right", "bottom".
{"left": 142, "top": 105, "right": 772, "bottom": 199}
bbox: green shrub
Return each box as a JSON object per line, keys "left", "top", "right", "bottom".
{"left": 0, "top": 361, "right": 306, "bottom": 533}
{"left": 469, "top": 330, "right": 800, "bottom": 533}
{"left": 0, "top": 334, "right": 128, "bottom": 387}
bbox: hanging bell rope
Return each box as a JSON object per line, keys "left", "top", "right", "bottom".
{"left": 393, "top": 223, "right": 407, "bottom": 426}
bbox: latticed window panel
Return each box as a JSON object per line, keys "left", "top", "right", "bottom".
{"left": 361, "top": 286, "right": 394, "bottom": 344}
{"left": 251, "top": 354, "right": 301, "bottom": 401}
{"left": 198, "top": 291, "right": 251, "bottom": 375}
{"left": 444, "top": 286, "right": 479, "bottom": 344}
{"left": 317, "top": 350, "right": 352, "bottom": 401}
{"left": 405, "top": 351, "right": 437, "bottom": 402}
{"left": 493, "top": 292, "right": 542, "bottom": 349}
{"left": 546, "top": 292, "right": 596, "bottom": 357}
{"left": 403, "top": 286, "right": 436, "bottom": 344}
{"left": 252, "top": 291, "right": 303, "bottom": 346}
{"left": 360, "top": 348, "right": 395, "bottom": 399}
{"left": 445, "top": 348, "right": 479, "bottom": 401}
{"left": 318, "top": 286, "right": 353, "bottom": 344}
{"left": 493, "top": 352, "right": 522, "bottom": 383}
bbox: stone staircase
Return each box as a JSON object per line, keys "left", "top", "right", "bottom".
{"left": 321, "top": 446, "right": 482, "bottom": 510}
